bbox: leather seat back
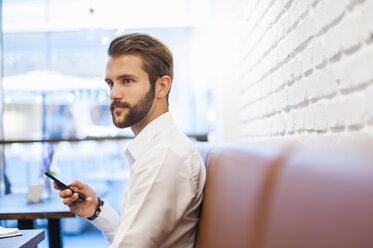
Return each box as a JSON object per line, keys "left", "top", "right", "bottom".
{"left": 196, "top": 143, "right": 373, "bottom": 248}
{"left": 261, "top": 146, "right": 373, "bottom": 248}
{"left": 196, "top": 143, "right": 285, "bottom": 248}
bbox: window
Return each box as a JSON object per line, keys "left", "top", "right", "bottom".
{"left": 0, "top": 0, "right": 214, "bottom": 211}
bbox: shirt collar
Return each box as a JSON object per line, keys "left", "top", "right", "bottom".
{"left": 125, "top": 112, "right": 174, "bottom": 165}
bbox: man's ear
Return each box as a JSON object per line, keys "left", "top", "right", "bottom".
{"left": 155, "top": 75, "right": 172, "bottom": 99}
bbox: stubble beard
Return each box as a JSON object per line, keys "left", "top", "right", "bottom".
{"left": 110, "top": 86, "right": 155, "bottom": 129}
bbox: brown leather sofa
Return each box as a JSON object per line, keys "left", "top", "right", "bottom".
{"left": 195, "top": 142, "right": 373, "bottom": 248}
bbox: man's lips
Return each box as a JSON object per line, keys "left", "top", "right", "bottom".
{"left": 110, "top": 101, "right": 130, "bottom": 111}
{"left": 113, "top": 106, "right": 127, "bottom": 110}
{"left": 112, "top": 106, "right": 129, "bottom": 113}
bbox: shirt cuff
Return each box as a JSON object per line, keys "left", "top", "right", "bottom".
{"left": 88, "top": 202, "right": 120, "bottom": 243}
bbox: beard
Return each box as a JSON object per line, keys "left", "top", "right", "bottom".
{"left": 110, "top": 85, "right": 155, "bottom": 129}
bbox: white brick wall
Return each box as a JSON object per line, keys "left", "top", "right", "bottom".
{"left": 231, "top": 0, "right": 373, "bottom": 142}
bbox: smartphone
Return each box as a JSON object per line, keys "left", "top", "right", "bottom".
{"left": 44, "top": 172, "right": 86, "bottom": 201}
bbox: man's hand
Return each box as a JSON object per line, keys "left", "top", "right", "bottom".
{"left": 53, "top": 180, "right": 98, "bottom": 218}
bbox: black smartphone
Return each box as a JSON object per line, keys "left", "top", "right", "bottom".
{"left": 44, "top": 172, "right": 86, "bottom": 201}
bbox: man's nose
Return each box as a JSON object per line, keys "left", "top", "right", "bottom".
{"left": 110, "top": 83, "right": 122, "bottom": 100}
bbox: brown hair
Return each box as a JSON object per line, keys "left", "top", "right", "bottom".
{"left": 108, "top": 33, "right": 174, "bottom": 100}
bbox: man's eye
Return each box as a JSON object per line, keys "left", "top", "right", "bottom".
{"left": 124, "top": 79, "right": 133, "bottom": 84}
{"left": 106, "top": 82, "right": 113, "bottom": 87}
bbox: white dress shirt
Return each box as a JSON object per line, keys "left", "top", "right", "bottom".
{"left": 90, "top": 112, "right": 206, "bottom": 248}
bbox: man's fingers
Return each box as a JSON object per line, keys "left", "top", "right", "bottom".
{"left": 63, "top": 197, "right": 73, "bottom": 206}
{"left": 70, "top": 186, "right": 82, "bottom": 194}
{"left": 53, "top": 181, "right": 62, "bottom": 190}
{"left": 63, "top": 193, "right": 79, "bottom": 206}
{"left": 59, "top": 188, "right": 72, "bottom": 198}
{"left": 67, "top": 180, "right": 85, "bottom": 189}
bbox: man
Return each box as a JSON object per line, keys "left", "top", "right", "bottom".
{"left": 55, "top": 33, "right": 206, "bottom": 247}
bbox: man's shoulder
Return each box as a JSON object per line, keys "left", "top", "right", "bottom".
{"left": 161, "top": 127, "right": 199, "bottom": 158}
{"left": 141, "top": 127, "right": 201, "bottom": 164}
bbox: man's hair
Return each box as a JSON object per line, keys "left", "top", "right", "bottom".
{"left": 108, "top": 33, "right": 174, "bottom": 98}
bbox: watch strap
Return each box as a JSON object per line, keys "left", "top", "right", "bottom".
{"left": 87, "top": 197, "right": 104, "bottom": 221}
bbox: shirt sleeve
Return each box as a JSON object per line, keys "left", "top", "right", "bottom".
{"left": 89, "top": 201, "right": 121, "bottom": 243}
{"left": 109, "top": 148, "right": 196, "bottom": 248}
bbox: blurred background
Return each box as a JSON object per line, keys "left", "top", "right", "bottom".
{"left": 0, "top": 0, "right": 222, "bottom": 247}
{"left": 2, "top": 0, "right": 373, "bottom": 247}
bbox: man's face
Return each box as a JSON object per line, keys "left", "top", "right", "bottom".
{"left": 105, "top": 54, "right": 155, "bottom": 129}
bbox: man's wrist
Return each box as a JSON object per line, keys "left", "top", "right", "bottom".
{"left": 87, "top": 197, "right": 104, "bottom": 221}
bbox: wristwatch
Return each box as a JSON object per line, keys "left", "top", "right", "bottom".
{"left": 87, "top": 197, "right": 104, "bottom": 221}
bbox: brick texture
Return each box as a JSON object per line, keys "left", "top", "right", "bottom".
{"left": 232, "top": 0, "right": 373, "bottom": 141}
